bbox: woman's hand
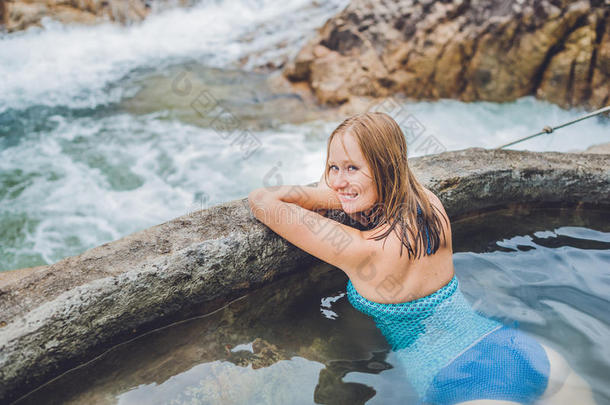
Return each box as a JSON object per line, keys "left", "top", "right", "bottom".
{"left": 316, "top": 171, "right": 373, "bottom": 227}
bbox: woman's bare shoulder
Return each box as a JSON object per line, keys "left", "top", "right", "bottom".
{"left": 361, "top": 188, "right": 447, "bottom": 237}
{"left": 423, "top": 187, "right": 453, "bottom": 248}
{"left": 423, "top": 187, "right": 448, "bottom": 217}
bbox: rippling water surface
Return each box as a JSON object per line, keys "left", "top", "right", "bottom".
{"left": 12, "top": 207, "right": 610, "bottom": 405}
{"left": 1, "top": 0, "right": 609, "bottom": 271}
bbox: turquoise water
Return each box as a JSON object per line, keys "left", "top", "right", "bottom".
{"left": 1, "top": 0, "right": 609, "bottom": 272}
{"left": 12, "top": 207, "right": 610, "bottom": 404}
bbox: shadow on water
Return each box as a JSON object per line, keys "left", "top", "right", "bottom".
{"left": 12, "top": 206, "right": 610, "bottom": 405}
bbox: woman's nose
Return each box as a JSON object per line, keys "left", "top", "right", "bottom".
{"left": 330, "top": 172, "right": 348, "bottom": 189}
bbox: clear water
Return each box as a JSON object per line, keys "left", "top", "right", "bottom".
{"left": 1, "top": 0, "right": 609, "bottom": 272}
{"left": 13, "top": 206, "right": 610, "bottom": 404}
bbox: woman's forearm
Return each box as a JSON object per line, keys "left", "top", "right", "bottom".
{"left": 250, "top": 185, "right": 342, "bottom": 211}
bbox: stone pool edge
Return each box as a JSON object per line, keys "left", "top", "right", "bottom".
{"left": 1, "top": 147, "right": 608, "bottom": 403}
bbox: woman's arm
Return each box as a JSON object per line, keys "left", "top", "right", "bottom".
{"left": 249, "top": 184, "right": 342, "bottom": 212}
{"left": 248, "top": 185, "right": 373, "bottom": 275}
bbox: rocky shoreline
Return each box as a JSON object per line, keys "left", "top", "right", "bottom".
{"left": 3, "top": 1, "right": 609, "bottom": 111}
{"left": 1, "top": 147, "right": 609, "bottom": 403}
{"left": 283, "top": 0, "right": 610, "bottom": 110}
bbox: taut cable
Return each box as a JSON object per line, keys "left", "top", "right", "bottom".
{"left": 496, "top": 105, "right": 610, "bottom": 149}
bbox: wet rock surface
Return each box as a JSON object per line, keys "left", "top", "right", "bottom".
{"left": 284, "top": 0, "right": 610, "bottom": 110}
{"left": 0, "top": 147, "right": 609, "bottom": 402}
{"left": 1, "top": 0, "right": 148, "bottom": 32}
{"left": 0, "top": 0, "right": 194, "bottom": 32}
{"left": 121, "top": 64, "right": 340, "bottom": 131}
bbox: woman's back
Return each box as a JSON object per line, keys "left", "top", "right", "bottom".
{"left": 349, "top": 187, "right": 455, "bottom": 304}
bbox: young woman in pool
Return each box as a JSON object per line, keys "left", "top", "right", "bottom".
{"left": 248, "top": 112, "right": 595, "bottom": 404}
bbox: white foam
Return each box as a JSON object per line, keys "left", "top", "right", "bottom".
{"left": 0, "top": 0, "right": 348, "bottom": 112}
{"left": 1, "top": 0, "right": 608, "bottom": 270}
{"left": 393, "top": 97, "right": 610, "bottom": 154}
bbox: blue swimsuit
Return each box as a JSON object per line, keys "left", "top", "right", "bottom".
{"left": 346, "top": 209, "right": 550, "bottom": 404}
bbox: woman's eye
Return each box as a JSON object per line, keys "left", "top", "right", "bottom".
{"left": 329, "top": 164, "right": 356, "bottom": 171}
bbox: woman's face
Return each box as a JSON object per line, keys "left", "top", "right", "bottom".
{"left": 327, "top": 131, "right": 378, "bottom": 214}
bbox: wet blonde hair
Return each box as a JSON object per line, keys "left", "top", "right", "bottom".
{"left": 324, "top": 112, "right": 449, "bottom": 259}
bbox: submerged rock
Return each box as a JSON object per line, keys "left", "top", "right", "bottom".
{"left": 121, "top": 63, "right": 340, "bottom": 131}
{"left": 284, "top": 0, "right": 610, "bottom": 110}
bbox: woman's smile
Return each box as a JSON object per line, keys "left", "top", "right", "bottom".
{"left": 327, "top": 131, "right": 378, "bottom": 214}
{"left": 338, "top": 192, "right": 359, "bottom": 201}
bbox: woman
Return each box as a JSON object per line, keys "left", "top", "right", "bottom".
{"left": 248, "top": 112, "right": 594, "bottom": 404}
